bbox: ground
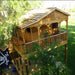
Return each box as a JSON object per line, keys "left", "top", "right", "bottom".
{"left": 67, "top": 12, "right": 75, "bottom": 75}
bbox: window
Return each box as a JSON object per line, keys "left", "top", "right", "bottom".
{"left": 52, "top": 23, "right": 58, "bottom": 29}
{"left": 26, "top": 28, "right": 31, "bottom": 33}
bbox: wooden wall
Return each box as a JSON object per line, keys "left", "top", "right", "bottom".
{"left": 16, "top": 10, "right": 68, "bottom": 44}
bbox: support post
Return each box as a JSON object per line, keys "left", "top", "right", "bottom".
{"left": 56, "top": 22, "right": 61, "bottom": 56}
{"left": 66, "top": 20, "right": 68, "bottom": 41}
{"left": 64, "top": 20, "right": 68, "bottom": 63}
{"left": 66, "top": 20, "right": 68, "bottom": 33}
{"left": 17, "top": 30, "right": 20, "bottom": 44}
{"left": 65, "top": 44, "right": 68, "bottom": 62}
{"left": 59, "top": 22, "right": 61, "bottom": 34}
{"left": 38, "top": 26, "right": 40, "bottom": 44}
{"left": 30, "top": 27, "right": 33, "bottom": 41}
{"left": 58, "top": 22, "right": 61, "bottom": 43}
{"left": 21, "top": 29, "right": 26, "bottom": 43}
{"left": 21, "top": 29, "right": 26, "bottom": 53}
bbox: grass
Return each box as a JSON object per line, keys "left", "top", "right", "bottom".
{"left": 61, "top": 12, "right": 75, "bottom": 75}
{"left": 67, "top": 12, "right": 75, "bottom": 75}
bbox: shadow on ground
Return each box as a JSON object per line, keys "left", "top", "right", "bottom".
{"left": 66, "top": 25, "right": 75, "bottom": 75}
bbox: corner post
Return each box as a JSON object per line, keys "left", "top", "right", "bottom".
{"left": 66, "top": 20, "right": 68, "bottom": 33}
{"left": 65, "top": 44, "right": 68, "bottom": 62}
{"left": 21, "top": 29, "right": 26, "bottom": 43}
{"left": 66, "top": 19, "right": 68, "bottom": 41}
{"left": 56, "top": 22, "right": 61, "bottom": 56}
{"left": 58, "top": 22, "right": 61, "bottom": 43}
{"left": 65, "top": 19, "right": 68, "bottom": 62}
{"left": 38, "top": 26, "right": 40, "bottom": 44}
{"left": 30, "top": 27, "right": 33, "bottom": 41}
{"left": 21, "top": 29, "right": 26, "bottom": 52}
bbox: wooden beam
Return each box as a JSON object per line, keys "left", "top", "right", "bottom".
{"left": 59, "top": 22, "right": 61, "bottom": 34}
{"left": 38, "top": 26, "right": 40, "bottom": 44}
{"left": 21, "top": 29, "right": 26, "bottom": 43}
{"left": 17, "top": 30, "right": 20, "bottom": 44}
{"left": 66, "top": 20, "right": 68, "bottom": 32}
{"left": 65, "top": 44, "right": 68, "bottom": 62}
{"left": 59, "top": 22, "right": 61, "bottom": 42}
{"left": 14, "top": 40, "right": 67, "bottom": 59}
{"left": 66, "top": 19, "right": 68, "bottom": 42}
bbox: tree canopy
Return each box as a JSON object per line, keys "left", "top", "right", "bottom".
{"left": 0, "top": 0, "right": 43, "bottom": 48}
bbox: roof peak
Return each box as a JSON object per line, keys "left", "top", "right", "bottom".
{"left": 18, "top": 7, "right": 69, "bottom": 29}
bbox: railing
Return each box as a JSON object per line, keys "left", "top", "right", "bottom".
{"left": 12, "top": 31, "right": 67, "bottom": 54}
{"left": 12, "top": 53, "right": 42, "bottom": 75}
{"left": 11, "top": 31, "right": 67, "bottom": 75}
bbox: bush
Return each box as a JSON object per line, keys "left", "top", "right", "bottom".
{"left": 24, "top": 40, "right": 70, "bottom": 75}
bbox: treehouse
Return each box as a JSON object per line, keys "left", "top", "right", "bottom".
{"left": 10, "top": 7, "right": 69, "bottom": 75}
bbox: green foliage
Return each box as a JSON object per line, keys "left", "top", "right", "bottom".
{"left": 0, "top": 22, "right": 18, "bottom": 48}
{"left": 26, "top": 40, "right": 69, "bottom": 75}
{"left": 1, "top": 0, "right": 43, "bottom": 22}
{"left": 0, "top": 0, "right": 43, "bottom": 48}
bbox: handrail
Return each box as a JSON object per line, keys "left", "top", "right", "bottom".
{"left": 13, "top": 31, "right": 67, "bottom": 46}
{"left": 23, "top": 31, "right": 67, "bottom": 45}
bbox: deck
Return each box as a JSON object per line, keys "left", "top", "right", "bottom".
{"left": 11, "top": 31, "right": 67, "bottom": 59}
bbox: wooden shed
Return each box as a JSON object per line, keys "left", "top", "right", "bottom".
{"left": 11, "top": 7, "right": 69, "bottom": 75}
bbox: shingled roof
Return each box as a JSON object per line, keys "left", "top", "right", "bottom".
{"left": 18, "top": 7, "right": 69, "bottom": 29}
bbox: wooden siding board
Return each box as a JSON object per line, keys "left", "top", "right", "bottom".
{"left": 54, "top": 10, "right": 68, "bottom": 21}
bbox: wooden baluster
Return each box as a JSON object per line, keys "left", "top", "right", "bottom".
{"left": 21, "top": 58, "right": 27, "bottom": 75}
{"left": 17, "top": 57, "right": 22, "bottom": 75}
{"left": 25, "top": 58, "right": 28, "bottom": 75}
{"left": 20, "top": 57, "right": 24, "bottom": 75}
{"left": 16, "top": 58, "right": 19, "bottom": 71}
